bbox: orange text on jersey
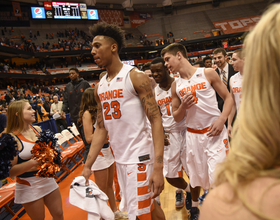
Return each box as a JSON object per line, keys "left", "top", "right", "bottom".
{"left": 179, "top": 82, "right": 206, "bottom": 97}
{"left": 99, "top": 89, "right": 124, "bottom": 101}
{"left": 157, "top": 96, "right": 172, "bottom": 106}
{"left": 232, "top": 87, "right": 241, "bottom": 93}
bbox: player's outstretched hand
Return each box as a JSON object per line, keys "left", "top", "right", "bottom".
{"left": 149, "top": 170, "right": 164, "bottom": 199}
{"left": 81, "top": 165, "right": 91, "bottom": 186}
{"left": 207, "top": 118, "right": 224, "bottom": 137}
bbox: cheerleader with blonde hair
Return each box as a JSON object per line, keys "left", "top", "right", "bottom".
{"left": 200, "top": 4, "right": 280, "bottom": 220}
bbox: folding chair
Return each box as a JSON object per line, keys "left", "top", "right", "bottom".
{"left": 61, "top": 129, "right": 85, "bottom": 165}
{"left": 54, "top": 133, "right": 77, "bottom": 183}
{"left": 68, "top": 124, "right": 83, "bottom": 141}
{"left": 0, "top": 177, "right": 25, "bottom": 220}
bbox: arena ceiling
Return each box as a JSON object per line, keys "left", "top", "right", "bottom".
{"left": 3, "top": 0, "right": 273, "bottom": 11}
{"left": 6, "top": 0, "right": 212, "bottom": 5}
{"left": 4, "top": 0, "right": 220, "bottom": 9}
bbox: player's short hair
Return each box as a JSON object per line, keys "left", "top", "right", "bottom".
{"left": 193, "top": 60, "right": 205, "bottom": 67}
{"left": 233, "top": 49, "right": 244, "bottom": 59}
{"left": 151, "top": 57, "right": 165, "bottom": 66}
{"left": 213, "top": 48, "right": 227, "bottom": 56}
{"left": 161, "top": 43, "right": 188, "bottom": 59}
{"left": 89, "top": 22, "right": 125, "bottom": 53}
{"left": 142, "top": 62, "right": 151, "bottom": 72}
{"left": 203, "top": 56, "right": 212, "bottom": 63}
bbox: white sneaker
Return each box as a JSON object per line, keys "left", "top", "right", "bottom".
{"left": 114, "top": 210, "right": 128, "bottom": 219}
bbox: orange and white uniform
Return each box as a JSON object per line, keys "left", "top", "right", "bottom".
{"left": 176, "top": 68, "right": 228, "bottom": 190}
{"left": 230, "top": 72, "right": 242, "bottom": 114}
{"left": 98, "top": 64, "right": 154, "bottom": 220}
{"left": 154, "top": 81, "right": 187, "bottom": 178}
{"left": 14, "top": 127, "right": 58, "bottom": 204}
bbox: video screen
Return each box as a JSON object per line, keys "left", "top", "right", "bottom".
{"left": 87, "top": 9, "right": 99, "bottom": 20}
{"left": 52, "top": 2, "right": 81, "bottom": 19}
{"left": 31, "top": 7, "right": 46, "bottom": 19}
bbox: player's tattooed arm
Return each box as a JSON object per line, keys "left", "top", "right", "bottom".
{"left": 155, "top": 155, "right": 163, "bottom": 163}
{"left": 131, "top": 69, "right": 165, "bottom": 197}
{"left": 140, "top": 95, "right": 160, "bottom": 122}
{"left": 130, "top": 69, "right": 164, "bottom": 160}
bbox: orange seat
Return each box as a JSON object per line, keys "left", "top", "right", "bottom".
{"left": 54, "top": 131, "right": 85, "bottom": 183}
{"left": 0, "top": 178, "right": 25, "bottom": 219}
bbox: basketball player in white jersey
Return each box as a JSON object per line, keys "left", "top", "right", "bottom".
{"left": 161, "top": 43, "right": 233, "bottom": 220}
{"left": 81, "top": 23, "right": 165, "bottom": 220}
{"left": 150, "top": 57, "right": 195, "bottom": 211}
{"left": 228, "top": 49, "right": 244, "bottom": 137}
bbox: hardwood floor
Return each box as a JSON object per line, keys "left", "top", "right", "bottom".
{"left": 20, "top": 164, "right": 192, "bottom": 220}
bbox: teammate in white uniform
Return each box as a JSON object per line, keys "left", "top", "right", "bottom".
{"left": 161, "top": 43, "right": 233, "bottom": 220}
{"left": 81, "top": 23, "right": 165, "bottom": 220}
{"left": 228, "top": 49, "right": 244, "bottom": 137}
{"left": 150, "top": 57, "right": 193, "bottom": 210}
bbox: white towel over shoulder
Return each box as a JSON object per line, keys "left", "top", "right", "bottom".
{"left": 69, "top": 176, "right": 114, "bottom": 220}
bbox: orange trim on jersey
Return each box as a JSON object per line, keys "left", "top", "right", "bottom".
{"left": 138, "top": 198, "right": 151, "bottom": 209}
{"left": 137, "top": 213, "right": 152, "bottom": 220}
{"left": 137, "top": 173, "right": 147, "bottom": 182}
{"left": 178, "top": 170, "right": 183, "bottom": 177}
{"left": 14, "top": 125, "right": 39, "bottom": 143}
{"left": 187, "top": 126, "right": 210, "bottom": 134}
{"left": 15, "top": 133, "right": 35, "bottom": 144}
{"left": 98, "top": 151, "right": 104, "bottom": 157}
{"left": 16, "top": 177, "right": 31, "bottom": 186}
{"left": 137, "top": 186, "right": 149, "bottom": 196}
{"left": 29, "top": 125, "right": 39, "bottom": 136}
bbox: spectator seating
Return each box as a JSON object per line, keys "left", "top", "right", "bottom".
{"left": 0, "top": 177, "right": 25, "bottom": 220}
{"left": 33, "top": 118, "right": 58, "bottom": 134}
{"left": 54, "top": 129, "right": 85, "bottom": 183}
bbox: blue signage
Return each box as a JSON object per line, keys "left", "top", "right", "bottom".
{"left": 31, "top": 7, "right": 46, "bottom": 19}
{"left": 87, "top": 9, "right": 99, "bottom": 20}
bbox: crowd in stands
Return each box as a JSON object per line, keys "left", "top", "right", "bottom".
{"left": 0, "top": 56, "right": 87, "bottom": 75}
{"left": 0, "top": 84, "right": 65, "bottom": 123}
{"left": 1, "top": 25, "right": 243, "bottom": 54}
{"left": 0, "top": 27, "right": 93, "bottom": 52}
{"left": 1, "top": 83, "right": 63, "bottom": 104}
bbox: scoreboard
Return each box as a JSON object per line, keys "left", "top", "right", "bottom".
{"left": 31, "top": 2, "right": 98, "bottom": 20}
{"left": 52, "top": 2, "right": 81, "bottom": 19}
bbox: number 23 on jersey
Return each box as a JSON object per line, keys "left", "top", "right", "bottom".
{"left": 103, "top": 101, "right": 122, "bottom": 120}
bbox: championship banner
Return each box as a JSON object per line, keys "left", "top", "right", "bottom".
{"left": 98, "top": 10, "right": 123, "bottom": 26}
{"left": 213, "top": 15, "right": 261, "bottom": 34}
{"left": 12, "top": 2, "right": 22, "bottom": 17}
{"left": 130, "top": 12, "right": 152, "bottom": 28}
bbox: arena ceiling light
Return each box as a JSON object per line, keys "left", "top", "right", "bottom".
{"left": 122, "top": 0, "right": 133, "bottom": 7}
{"left": 85, "top": 0, "right": 96, "bottom": 6}
{"left": 162, "top": 0, "right": 172, "bottom": 6}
